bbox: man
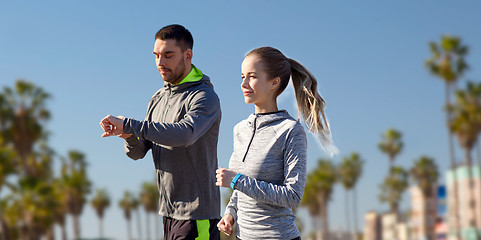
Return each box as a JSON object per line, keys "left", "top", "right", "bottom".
{"left": 100, "top": 24, "right": 221, "bottom": 240}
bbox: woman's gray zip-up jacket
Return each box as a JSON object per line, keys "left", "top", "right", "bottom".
{"left": 122, "top": 75, "right": 221, "bottom": 220}
{"left": 225, "top": 110, "right": 307, "bottom": 240}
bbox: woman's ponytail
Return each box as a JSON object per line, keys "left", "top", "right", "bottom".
{"left": 288, "top": 58, "right": 338, "bottom": 156}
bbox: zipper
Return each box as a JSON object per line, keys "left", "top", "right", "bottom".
{"left": 242, "top": 115, "right": 257, "bottom": 162}
{"left": 162, "top": 86, "right": 172, "bottom": 122}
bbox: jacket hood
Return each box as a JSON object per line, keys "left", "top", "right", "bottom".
{"left": 164, "top": 74, "right": 213, "bottom": 92}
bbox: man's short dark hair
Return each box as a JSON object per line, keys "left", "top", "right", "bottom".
{"left": 155, "top": 24, "right": 194, "bottom": 51}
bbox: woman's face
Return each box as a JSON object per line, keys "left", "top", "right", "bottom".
{"left": 241, "top": 54, "right": 277, "bottom": 106}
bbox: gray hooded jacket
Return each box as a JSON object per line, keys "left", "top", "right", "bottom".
{"left": 225, "top": 110, "right": 307, "bottom": 240}
{"left": 122, "top": 74, "right": 221, "bottom": 220}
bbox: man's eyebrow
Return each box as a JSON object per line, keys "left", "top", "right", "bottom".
{"left": 152, "top": 50, "right": 176, "bottom": 54}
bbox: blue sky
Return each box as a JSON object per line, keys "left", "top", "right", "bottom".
{"left": 1, "top": 1, "right": 481, "bottom": 239}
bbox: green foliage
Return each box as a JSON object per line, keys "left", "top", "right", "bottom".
{"left": 447, "top": 81, "right": 481, "bottom": 151}
{"left": 119, "top": 190, "right": 139, "bottom": 220}
{"left": 410, "top": 156, "right": 439, "bottom": 198}
{"left": 62, "top": 150, "right": 92, "bottom": 216}
{"left": 91, "top": 188, "right": 111, "bottom": 219}
{"left": 425, "top": 35, "right": 469, "bottom": 84}
{"left": 0, "top": 80, "right": 51, "bottom": 161}
{"left": 378, "top": 166, "right": 409, "bottom": 213}
{"left": 301, "top": 159, "right": 337, "bottom": 215}
{"left": 0, "top": 139, "right": 16, "bottom": 192}
{"left": 378, "top": 128, "right": 403, "bottom": 163}
{"left": 0, "top": 80, "right": 94, "bottom": 239}
{"left": 338, "top": 152, "right": 364, "bottom": 189}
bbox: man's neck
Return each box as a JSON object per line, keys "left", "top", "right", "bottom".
{"left": 173, "top": 64, "right": 192, "bottom": 85}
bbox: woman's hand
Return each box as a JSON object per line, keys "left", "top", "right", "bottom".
{"left": 217, "top": 214, "right": 234, "bottom": 236}
{"left": 215, "top": 168, "right": 237, "bottom": 188}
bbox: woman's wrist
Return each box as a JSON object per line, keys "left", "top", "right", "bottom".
{"left": 230, "top": 173, "right": 242, "bottom": 190}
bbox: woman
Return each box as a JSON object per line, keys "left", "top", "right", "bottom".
{"left": 215, "top": 47, "right": 337, "bottom": 240}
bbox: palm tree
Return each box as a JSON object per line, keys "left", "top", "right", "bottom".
{"left": 425, "top": 35, "right": 469, "bottom": 238}
{"left": 0, "top": 80, "right": 50, "bottom": 167}
{"left": 5, "top": 144, "right": 57, "bottom": 240}
{"left": 52, "top": 177, "right": 69, "bottom": 240}
{"left": 140, "top": 181, "right": 158, "bottom": 240}
{"left": 0, "top": 80, "right": 62, "bottom": 240}
{"left": 131, "top": 195, "right": 142, "bottom": 240}
{"left": 338, "top": 152, "right": 364, "bottom": 239}
{"left": 378, "top": 128, "right": 403, "bottom": 169}
{"left": 91, "top": 188, "right": 111, "bottom": 239}
{"left": 379, "top": 166, "right": 409, "bottom": 214}
{"left": 62, "top": 150, "right": 91, "bottom": 240}
{"left": 16, "top": 174, "right": 57, "bottom": 240}
{"left": 301, "top": 159, "right": 337, "bottom": 240}
{"left": 447, "top": 81, "right": 481, "bottom": 238}
{"left": 410, "top": 156, "right": 439, "bottom": 240}
{"left": 0, "top": 138, "right": 16, "bottom": 240}
{"left": 119, "top": 190, "right": 135, "bottom": 240}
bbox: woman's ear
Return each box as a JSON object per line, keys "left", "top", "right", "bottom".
{"left": 271, "top": 77, "right": 281, "bottom": 90}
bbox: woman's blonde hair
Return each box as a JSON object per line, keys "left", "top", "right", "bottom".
{"left": 247, "top": 47, "right": 338, "bottom": 155}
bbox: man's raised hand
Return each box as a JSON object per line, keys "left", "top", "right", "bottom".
{"left": 99, "top": 115, "right": 130, "bottom": 138}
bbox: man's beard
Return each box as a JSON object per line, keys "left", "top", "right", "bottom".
{"left": 163, "top": 58, "right": 186, "bottom": 84}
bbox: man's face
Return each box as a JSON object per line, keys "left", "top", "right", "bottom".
{"left": 153, "top": 39, "right": 191, "bottom": 84}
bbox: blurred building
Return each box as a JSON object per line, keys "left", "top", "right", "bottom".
{"left": 409, "top": 185, "right": 438, "bottom": 240}
{"left": 446, "top": 165, "right": 481, "bottom": 240}
{"left": 436, "top": 186, "right": 448, "bottom": 240}
{"left": 330, "top": 227, "right": 353, "bottom": 240}
{"left": 435, "top": 216, "right": 448, "bottom": 240}
{"left": 396, "top": 222, "right": 409, "bottom": 240}
{"left": 364, "top": 211, "right": 382, "bottom": 240}
{"left": 307, "top": 229, "right": 353, "bottom": 240}
{"left": 381, "top": 212, "right": 399, "bottom": 240}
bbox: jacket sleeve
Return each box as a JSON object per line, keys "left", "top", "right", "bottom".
{"left": 224, "top": 190, "right": 239, "bottom": 222}
{"left": 122, "top": 88, "right": 220, "bottom": 147}
{"left": 234, "top": 125, "right": 307, "bottom": 208}
{"left": 123, "top": 135, "right": 152, "bottom": 160}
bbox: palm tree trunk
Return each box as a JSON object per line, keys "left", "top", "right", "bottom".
{"left": 99, "top": 217, "right": 104, "bottom": 239}
{"left": 391, "top": 202, "right": 399, "bottom": 215}
{"left": 424, "top": 193, "right": 430, "bottom": 240}
{"left": 127, "top": 219, "right": 132, "bottom": 240}
{"left": 446, "top": 83, "right": 461, "bottom": 240}
{"left": 344, "top": 189, "right": 351, "bottom": 239}
{"left": 73, "top": 214, "right": 81, "bottom": 240}
{"left": 389, "top": 157, "right": 393, "bottom": 171}
{"left": 476, "top": 140, "right": 481, "bottom": 167}
{"left": 0, "top": 220, "right": 9, "bottom": 240}
{"left": 155, "top": 214, "right": 160, "bottom": 240}
{"left": 320, "top": 202, "right": 330, "bottom": 240}
{"left": 60, "top": 223, "right": 67, "bottom": 240}
{"left": 146, "top": 212, "right": 151, "bottom": 240}
{"left": 46, "top": 226, "right": 55, "bottom": 240}
{"left": 464, "top": 148, "right": 480, "bottom": 239}
{"left": 0, "top": 202, "right": 9, "bottom": 240}
{"left": 353, "top": 187, "right": 359, "bottom": 240}
{"left": 136, "top": 209, "right": 142, "bottom": 240}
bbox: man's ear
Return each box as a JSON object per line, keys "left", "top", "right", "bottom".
{"left": 184, "top": 49, "right": 193, "bottom": 62}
